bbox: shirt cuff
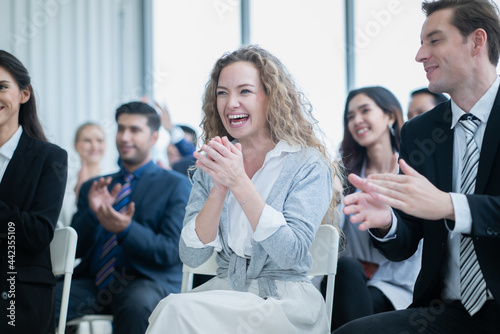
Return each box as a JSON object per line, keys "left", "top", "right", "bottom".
{"left": 169, "top": 126, "right": 185, "bottom": 144}
{"left": 181, "top": 215, "right": 222, "bottom": 251}
{"left": 253, "top": 205, "right": 287, "bottom": 242}
{"left": 448, "top": 193, "right": 472, "bottom": 234}
{"left": 369, "top": 210, "right": 398, "bottom": 241}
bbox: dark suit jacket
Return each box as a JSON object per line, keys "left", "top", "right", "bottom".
{"left": 372, "top": 91, "right": 500, "bottom": 308}
{"left": 72, "top": 162, "right": 192, "bottom": 293}
{"left": 172, "top": 155, "right": 196, "bottom": 178}
{"left": 0, "top": 131, "right": 68, "bottom": 333}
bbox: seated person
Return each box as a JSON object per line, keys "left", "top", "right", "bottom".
{"left": 146, "top": 45, "right": 340, "bottom": 334}
{"left": 0, "top": 50, "right": 67, "bottom": 334}
{"left": 167, "top": 124, "right": 198, "bottom": 176}
{"left": 55, "top": 101, "right": 191, "bottom": 334}
{"left": 327, "top": 86, "right": 421, "bottom": 330}
{"left": 59, "top": 122, "right": 106, "bottom": 226}
{"left": 155, "top": 101, "right": 198, "bottom": 176}
{"left": 407, "top": 87, "right": 448, "bottom": 120}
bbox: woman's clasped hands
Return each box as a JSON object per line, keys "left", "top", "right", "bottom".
{"left": 193, "top": 136, "right": 244, "bottom": 191}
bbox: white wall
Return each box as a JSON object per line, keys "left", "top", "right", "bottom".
{"left": 0, "top": 0, "right": 148, "bottom": 176}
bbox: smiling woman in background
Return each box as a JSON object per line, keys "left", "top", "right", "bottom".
{"left": 330, "top": 86, "right": 421, "bottom": 330}
{"left": 59, "top": 122, "right": 106, "bottom": 226}
{"left": 0, "top": 50, "right": 67, "bottom": 334}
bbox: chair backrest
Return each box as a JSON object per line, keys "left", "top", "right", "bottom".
{"left": 180, "top": 225, "right": 339, "bottom": 330}
{"left": 50, "top": 226, "right": 78, "bottom": 334}
{"left": 309, "top": 225, "right": 339, "bottom": 330}
{"left": 180, "top": 249, "right": 217, "bottom": 293}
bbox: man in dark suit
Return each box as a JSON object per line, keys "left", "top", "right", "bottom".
{"left": 336, "top": 1, "right": 500, "bottom": 333}
{"left": 55, "top": 102, "right": 191, "bottom": 334}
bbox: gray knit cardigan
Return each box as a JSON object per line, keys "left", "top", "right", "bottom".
{"left": 179, "top": 147, "right": 333, "bottom": 298}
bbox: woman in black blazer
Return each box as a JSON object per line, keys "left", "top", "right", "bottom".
{"left": 0, "top": 50, "right": 67, "bottom": 333}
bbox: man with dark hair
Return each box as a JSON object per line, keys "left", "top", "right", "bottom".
{"left": 336, "top": 0, "right": 500, "bottom": 333}
{"left": 55, "top": 101, "right": 192, "bottom": 334}
{"left": 408, "top": 87, "right": 448, "bottom": 120}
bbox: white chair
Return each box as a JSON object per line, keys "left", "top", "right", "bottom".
{"left": 66, "top": 314, "right": 114, "bottom": 334}
{"left": 51, "top": 226, "right": 113, "bottom": 334}
{"left": 180, "top": 224, "right": 340, "bottom": 331}
{"left": 51, "top": 226, "right": 78, "bottom": 334}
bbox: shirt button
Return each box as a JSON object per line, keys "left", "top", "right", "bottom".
{"left": 1, "top": 291, "right": 8, "bottom": 300}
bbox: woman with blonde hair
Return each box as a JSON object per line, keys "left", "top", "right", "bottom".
{"left": 59, "top": 122, "right": 106, "bottom": 226}
{"left": 146, "top": 45, "right": 339, "bottom": 333}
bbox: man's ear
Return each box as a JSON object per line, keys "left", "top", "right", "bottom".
{"left": 151, "top": 130, "right": 159, "bottom": 145}
{"left": 471, "top": 28, "right": 487, "bottom": 57}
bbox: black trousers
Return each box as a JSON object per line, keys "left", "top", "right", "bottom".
{"left": 333, "top": 299, "right": 500, "bottom": 334}
{"left": 322, "top": 257, "right": 394, "bottom": 330}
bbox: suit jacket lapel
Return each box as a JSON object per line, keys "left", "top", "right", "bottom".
{"left": 0, "top": 132, "right": 37, "bottom": 199}
{"left": 433, "top": 102, "right": 454, "bottom": 193}
{"left": 130, "top": 163, "right": 157, "bottom": 208}
{"left": 476, "top": 86, "right": 500, "bottom": 194}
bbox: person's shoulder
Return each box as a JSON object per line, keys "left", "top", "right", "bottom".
{"left": 417, "top": 100, "right": 449, "bottom": 121}
{"left": 28, "top": 136, "right": 67, "bottom": 159}
{"left": 404, "top": 100, "right": 450, "bottom": 131}
{"left": 295, "top": 146, "right": 328, "bottom": 164}
{"left": 149, "top": 163, "right": 191, "bottom": 185}
{"left": 285, "top": 146, "right": 330, "bottom": 175}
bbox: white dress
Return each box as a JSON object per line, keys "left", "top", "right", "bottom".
{"left": 146, "top": 277, "right": 329, "bottom": 334}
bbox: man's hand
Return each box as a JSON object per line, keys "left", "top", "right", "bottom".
{"left": 343, "top": 174, "right": 393, "bottom": 232}
{"left": 96, "top": 202, "right": 135, "bottom": 233}
{"left": 365, "top": 159, "right": 455, "bottom": 221}
{"left": 88, "top": 177, "right": 120, "bottom": 213}
{"left": 88, "top": 177, "right": 134, "bottom": 233}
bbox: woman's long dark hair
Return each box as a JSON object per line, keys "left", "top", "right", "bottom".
{"left": 0, "top": 50, "right": 47, "bottom": 141}
{"left": 340, "top": 86, "right": 403, "bottom": 195}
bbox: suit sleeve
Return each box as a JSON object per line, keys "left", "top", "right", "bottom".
{"left": 371, "top": 123, "right": 424, "bottom": 261}
{"left": 0, "top": 144, "right": 67, "bottom": 253}
{"left": 466, "top": 195, "right": 500, "bottom": 237}
{"left": 120, "top": 173, "right": 192, "bottom": 270}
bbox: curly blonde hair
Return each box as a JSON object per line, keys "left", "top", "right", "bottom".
{"left": 201, "top": 45, "right": 343, "bottom": 225}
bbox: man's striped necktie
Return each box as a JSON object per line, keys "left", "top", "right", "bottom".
{"left": 458, "top": 113, "right": 488, "bottom": 316}
{"left": 95, "top": 172, "right": 133, "bottom": 290}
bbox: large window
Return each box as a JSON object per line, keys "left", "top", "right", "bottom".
{"left": 153, "top": 0, "right": 241, "bottom": 137}
{"left": 154, "top": 0, "right": 500, "bottom": 153}
{"left": 354, "top": 0, "right": 428, "bottom": 120}
{"left": 154, "top": 0, "right": 345, "bottom": 153}
{"left": 250, "top": 0, "right": 346, "bottom": 153}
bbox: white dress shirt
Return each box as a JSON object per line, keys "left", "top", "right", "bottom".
{"left": 0, "top": 126, "right": 23, "bottom": 182}
{"left": 181, "top": 141, "right": 299, "bottom": 258}
{"left": 441, "top": 76, "right": 498, "bottom": 300}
